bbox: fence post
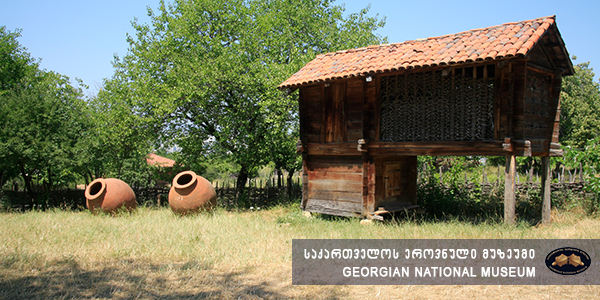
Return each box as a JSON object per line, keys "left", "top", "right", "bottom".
{"left": 529, "top": 164, "right": 534, "bottom": 183}
{"left": 569, "top": 170, "right": 573, "bottom": 183}
{"left": 497, "top": 165, "right": 501, "bottom": 185}
{"left": 482, "top": 167, "right": 487, "bottom": 184}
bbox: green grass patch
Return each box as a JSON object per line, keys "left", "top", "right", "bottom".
{"left": 1, "top": 203, "right": 599, "bottom": 299}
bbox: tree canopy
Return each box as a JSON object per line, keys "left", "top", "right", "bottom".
{"left": 0, "top": 26, "right": 89, "bottom": 194}
{"left": 111, "top": 0, "right": 386, "bottom": 198}
{"left": 559, "top": 59, "right": 600, "bottom": 148}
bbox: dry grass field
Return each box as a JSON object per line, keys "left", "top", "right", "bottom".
{"left": 1, "top": 205, "right": 599, "bottom": 299}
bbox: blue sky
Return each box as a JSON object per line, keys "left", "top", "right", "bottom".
{"left": 2, "top": 0, "right": 598, "bottom": 94}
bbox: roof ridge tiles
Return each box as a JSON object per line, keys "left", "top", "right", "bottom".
{"left": 280, "top": 15, "right": 568, "bottom": 89}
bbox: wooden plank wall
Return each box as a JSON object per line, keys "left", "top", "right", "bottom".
{"left": 363, "top": 78, "right": 378, "bottom": 142}
{"left": 299, "top": 79, "right": 370, "bottom": 216}
{"left": 299, "top": 85, "right": 323, "bottom": 143}
{"left": 549, "top": 70, "right": 563, "bottom": 145}
{"left": 305, "top": 156, "right": 363, "bottom": 217}
{"left": 523, "top": 69, "right": 553, "bottom": 140}
{"left": 511, "top": 60, "right": 527, "bottom": 140}
{"left": 300, "top": 79, "right": 366, "bottom": 144}
{"left": 346, "top": 80, "right": 364, "bottom": 141}
{"left": 494, "top": 61, "right": 513, "bottom": 140}
{"left": 325, "top": 83, "right": 346, "bottom": 142}
{"left": 374, "top": 156, "right": 418, "bottom": 207}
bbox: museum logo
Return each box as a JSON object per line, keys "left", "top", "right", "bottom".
{"left": 545, "top": 247, "right": 591, "bottom": 275}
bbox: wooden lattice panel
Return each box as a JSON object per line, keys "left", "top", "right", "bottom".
{"left": 380, "top": 67, "right": 495, "bottom": 142}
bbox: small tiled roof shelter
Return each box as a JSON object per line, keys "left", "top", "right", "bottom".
{"left": 146, "top": 153, "right": 176, "bottom": 168}
{"left": 279, "top": 16, "right": 573, "bottom": 223}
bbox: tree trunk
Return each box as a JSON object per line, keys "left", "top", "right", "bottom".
{"left": 286, "top": 168, "right": 295, "bottom": 199}
{"left": 94, "top": 167, "right": 103, "bottom": 180}
{"left": 236, "top": 165, "right": 249, "bottom": 204}
{"left": 85, "top": 171, "right": 92, "bottom": 186}
{"left": 45, "top": 167, "right": 52, "bottom": 191}
{"left": 0, "top": 169, "right": 5, "bottom": 190}
{"left": 18, "top": 161, "right": 35, "bottom": 206}
{"left": 275, "top": 167, "right": 283, "bottom": 188}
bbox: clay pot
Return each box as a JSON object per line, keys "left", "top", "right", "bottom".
{"left": 169, "top": 170, "right": 217, "bottom": 214}
{"left": 84, "top": 178, "right": 137, "bottom": 214}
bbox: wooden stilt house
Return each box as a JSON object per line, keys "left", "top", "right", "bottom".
{"left": 279, "top": 16, "right": 573, "bottom": 222}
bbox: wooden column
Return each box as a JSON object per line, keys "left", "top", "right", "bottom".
{"left": 504, "top": 155, "right": 516, "bottom": 224}
{"left": 300, "top": 153, "right": 309, "bottom": 211}
{"left": 541, "top": 156, "right": 552, "bottom": 224}
{"left": 362, "top": 153, "right": 375, "bottom": 217}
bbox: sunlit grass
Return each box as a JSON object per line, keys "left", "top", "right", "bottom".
{"left": 0, "top": 204, "right": 599, "bottom": 299}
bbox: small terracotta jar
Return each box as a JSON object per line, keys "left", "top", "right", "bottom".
{"left": 84, "top": 178, "right": 137, "bottom": 214}
{"left": 168, "top": 170, "right": 217, "bottom": 214}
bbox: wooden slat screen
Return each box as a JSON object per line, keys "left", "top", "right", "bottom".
{"left": 380, "top": 66, "right": 495, "bottom": 142}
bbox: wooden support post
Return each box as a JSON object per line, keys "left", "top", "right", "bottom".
{"left": 300, "top": 154, "right": 309, "bottom": 210}
{"left": 541, "top": 156, "right": 552, "bottom": 224}
{"left": 504, "top": 155, "right": 516, "bottom": 224}
{"left": 361, "top": 152, "right": 375, "bottom": 217}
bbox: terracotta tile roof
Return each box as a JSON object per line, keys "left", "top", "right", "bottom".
{"left": 280, "top": 16, "right": 571, "bottom": 89}
{"left": 146, "top": 153, "right": 176, "bottom": 168}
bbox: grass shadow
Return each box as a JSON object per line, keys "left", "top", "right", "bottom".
{"left": 0, "top": 258, "right": 306, "bottom": 300}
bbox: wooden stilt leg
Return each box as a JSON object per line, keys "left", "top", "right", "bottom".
{"left": 504, "top": 155, "right": 516, "bottom": 224}
{"left": 541, "top": 156, "right": 552, "bottom": 224}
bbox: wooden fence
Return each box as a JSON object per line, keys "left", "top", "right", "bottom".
{"left": 0, "top": 169, "right": 588, "bottom": 211}
{"left": 0, "top": 177, "right": 303, "bottom": 211}
{"left": 0, "top": 187, "right": 171, "bottom": 211}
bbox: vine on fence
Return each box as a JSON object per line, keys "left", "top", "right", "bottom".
{"left": 564, "top": 136, "right": 600, "bottom": 212}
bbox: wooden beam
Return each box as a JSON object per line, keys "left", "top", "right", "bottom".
{"left": 504, "top": 155, "right": 516, "bottom": 224}
{"left": 357, "top": 139, "right": 368, "bottom": 152}
{"left": 306, "top": 142, "right": 359, "bottom": 156}
{"left": 541, "top": 156, "right": 552, "bottom": 224}
{"left": 527, "top": 64, "right": 555, "bottom": 76}
{"left": 369, "top": 141, "right": 504, "bottom": 156}
{"left": 502, "top": 137, "right": 513, "bottom": 152}
{"left": 296, "top": 139, "right": 306, "bottom": 154}
{"left": 305, "top": 140, "right": 551, "bottom": 157}
{"left": 549, "top": 142, "right": 564, "bottom": 157}
{"left": 369, "top": 140, "right": 534, "bottom": 157}
{"left": 549, "top": 69, "right": 563, "bottom": 146}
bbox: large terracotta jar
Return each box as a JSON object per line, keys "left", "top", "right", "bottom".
{"left": 169, "top": 170, "right": 217, "bottom": 214}
{"left": 84, "top": 178, "right": 137, "bottom": 214}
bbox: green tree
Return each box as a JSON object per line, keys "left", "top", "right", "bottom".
{"left": 83, "top": 76, "right": 158, "bottom": 189}
{"left": 112, "top": 0, "right": 386, "bottom": 201}
{"left": 0, "top": 27, "right": 37, "bottom": 189}
{"left": 1, "top": 71, "right": 88, "bottom": 195}
{"left": 1, "top": 27, "right": 89, "bottom": 198}
{"left": 560, "top": 59, "right": 600, "bottom": 148}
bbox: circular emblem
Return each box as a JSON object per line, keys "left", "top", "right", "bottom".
{"left": 545, "top": 247, "right": 591, "bottom": 275}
